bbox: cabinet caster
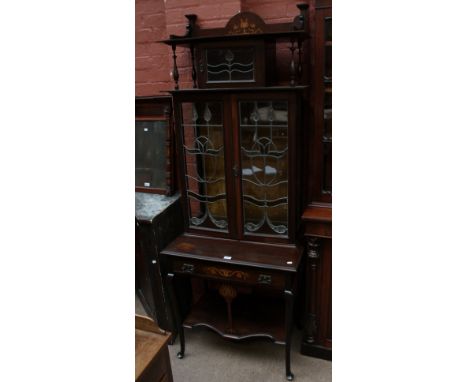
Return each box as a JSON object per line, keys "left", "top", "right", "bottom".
{"left": 177, "top": 352, "right": 184, "bottom": 359}
{"left": 287, "top": 372, "right": 294, "bottom": 381}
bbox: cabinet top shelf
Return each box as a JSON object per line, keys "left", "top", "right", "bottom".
{"left": 160, "top": 30, "right": 309, "bottom": 46}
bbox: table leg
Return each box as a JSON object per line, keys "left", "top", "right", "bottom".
{"left": 166, "top": 272, "right": 185, "bottom": 359}
{"left": 285, "top": 289, "right": 294, "bottom": 381}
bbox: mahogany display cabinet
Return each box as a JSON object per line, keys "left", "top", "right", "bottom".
{"left": 158, "top": 5, "right": 310, "bottom": 380}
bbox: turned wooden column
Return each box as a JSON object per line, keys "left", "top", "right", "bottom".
{"left": 289, "top": 38, "right": 297, "bottom": 86}
{"left": 297, "top": 39, "right": 303, "bottom": 83}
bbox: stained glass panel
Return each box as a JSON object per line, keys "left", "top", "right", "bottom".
{"left": 181, "top": 102, "right": 228, "bottom": 231}
{"left": 239, "top": 101, "right": 288, "bottom": 237}
{"left": 206, "top": 48, "right": 255, "bottom": 83}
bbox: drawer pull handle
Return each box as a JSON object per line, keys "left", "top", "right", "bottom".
{"left": 181, "top": 263, "right": 194, "bottom": 273}
{"left": 257, "top": 274, "right": 272, "bottom": 285}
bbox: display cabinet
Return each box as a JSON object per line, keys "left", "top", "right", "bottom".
{"left": 159, "top": 5, "right": 309, "bottom": 380}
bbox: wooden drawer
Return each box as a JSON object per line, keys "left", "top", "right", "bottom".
{"left": 173, "top": 259, "right": 285, "bottom": 289}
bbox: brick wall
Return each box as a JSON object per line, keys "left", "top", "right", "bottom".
{"left": 135, "top": 0, "right": 314, "bottom": 96}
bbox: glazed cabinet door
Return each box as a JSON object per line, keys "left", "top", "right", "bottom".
{"left": 175, "top": 97, "right": 237, "bottom": 237}
{"left": 174, "top": 92, "right": 299, "bottom": 242}
{"left": 233, "top": 93, "right": 297, "bottom": 243}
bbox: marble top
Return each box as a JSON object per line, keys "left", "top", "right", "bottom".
{"left": 135, "top": 192, "right": 180, "bottom": 222}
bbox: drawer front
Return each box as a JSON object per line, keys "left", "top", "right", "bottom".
{"left": 173, "top": 260, "right": 285, "bottom": 288}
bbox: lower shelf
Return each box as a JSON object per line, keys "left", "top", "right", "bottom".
{"left": 184, "top": 291, "right": 286, "bottom": 345}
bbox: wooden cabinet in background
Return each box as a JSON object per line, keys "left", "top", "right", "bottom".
{"left": 135, "top": 192, "right": 184, "bottom": 331}
{"left": 300, "top": 0, "right": 332, "bottom": 360}
{"left": 135, "top": 96, "right": 190, "bottom": 332}
{"left": 135, "top": 315, "right": 174, "bottom": 382}
{"left": 301, "top": 205, "right": 332, "bottom": 360}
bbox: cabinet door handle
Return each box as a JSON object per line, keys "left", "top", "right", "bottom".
{"left": 233, "top": 164, "right": 239, "bottom": 177}
{"left": 181, "top": 263, "right": 194, "bottom": 273}
{"left": 257, "top": 274, "right": 272, "bottom": 285}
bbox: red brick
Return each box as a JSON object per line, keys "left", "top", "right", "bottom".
{"left": 135, "top": 28, "right": 160, "bottom": 43}
{"left": 136, "top": 83, "right": 162, "bottom": 96}
{"left": 136, "top": 42, "right": 169, "bottom": 59}
{"left": 135, "top": 56, "right": 154, "bottom": 71}
{"left": 286, "top": 2, "right": 301, "bottom": 17}
{"left": 165, "top": 23, "right": 187, "bottom": 36}
{"left": 165, "top": 0, "right": 199, "bottom": 10}
{"left": 195, "top": 5, "right": 222, "bottom": 21}
{"left": 256, "top": 3, "right": 288, "bottom": 19}
{"left": 165, "top": 8, "right": 190, "bottom": 25}
{"left": 219, "top": 2, "right": 242, "bottom": 18}
{"left": 142, "top": 13, "right": 166, "bottom": 29}
{"left": 136, "top": 0, "right": 165, "bottom": 14}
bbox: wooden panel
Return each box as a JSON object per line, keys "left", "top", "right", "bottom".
{"left": 135, "top": 314, "right": 166, "bottom": 335}
{"left": 318, "top": 238, "right": 332, "bottom": 348}
{"left": 135, "top": 322, "right": 172, "bottom": 382}
{"left": 304, "top": 222, "right": 332, "bottom": 238}
{"left": 316, "top": 0, "right": 332, "bottom": 9}
{"left": 135, "top": 197, "right": 185, "bottom": 331}
{"left": 302, "top": 205, "right": 332, "bottom": 223}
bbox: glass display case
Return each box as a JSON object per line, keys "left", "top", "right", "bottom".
{"left": 135, "top": 96, "right": 175, "bottom": 195}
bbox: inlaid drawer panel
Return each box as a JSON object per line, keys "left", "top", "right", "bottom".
{"left": 173, "top": 260, "right": 285, "bottom": 289}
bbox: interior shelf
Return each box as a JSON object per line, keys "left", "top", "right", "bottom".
{"left": 184, "top": 290, "right": 286, "bottom": 345}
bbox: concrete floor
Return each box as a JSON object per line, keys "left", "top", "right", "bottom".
{"left": 136, "top": 297, "right": 332, "bottom": 382}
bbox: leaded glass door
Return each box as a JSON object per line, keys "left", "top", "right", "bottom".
{"left": 236, "top": 95, "right": 294, "bottom": 241}
{"left": 178, "top": 99, "right": 232, "bottom": 234}
{"left": 175, "top": 92, "right": 297, "bottom": 242}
